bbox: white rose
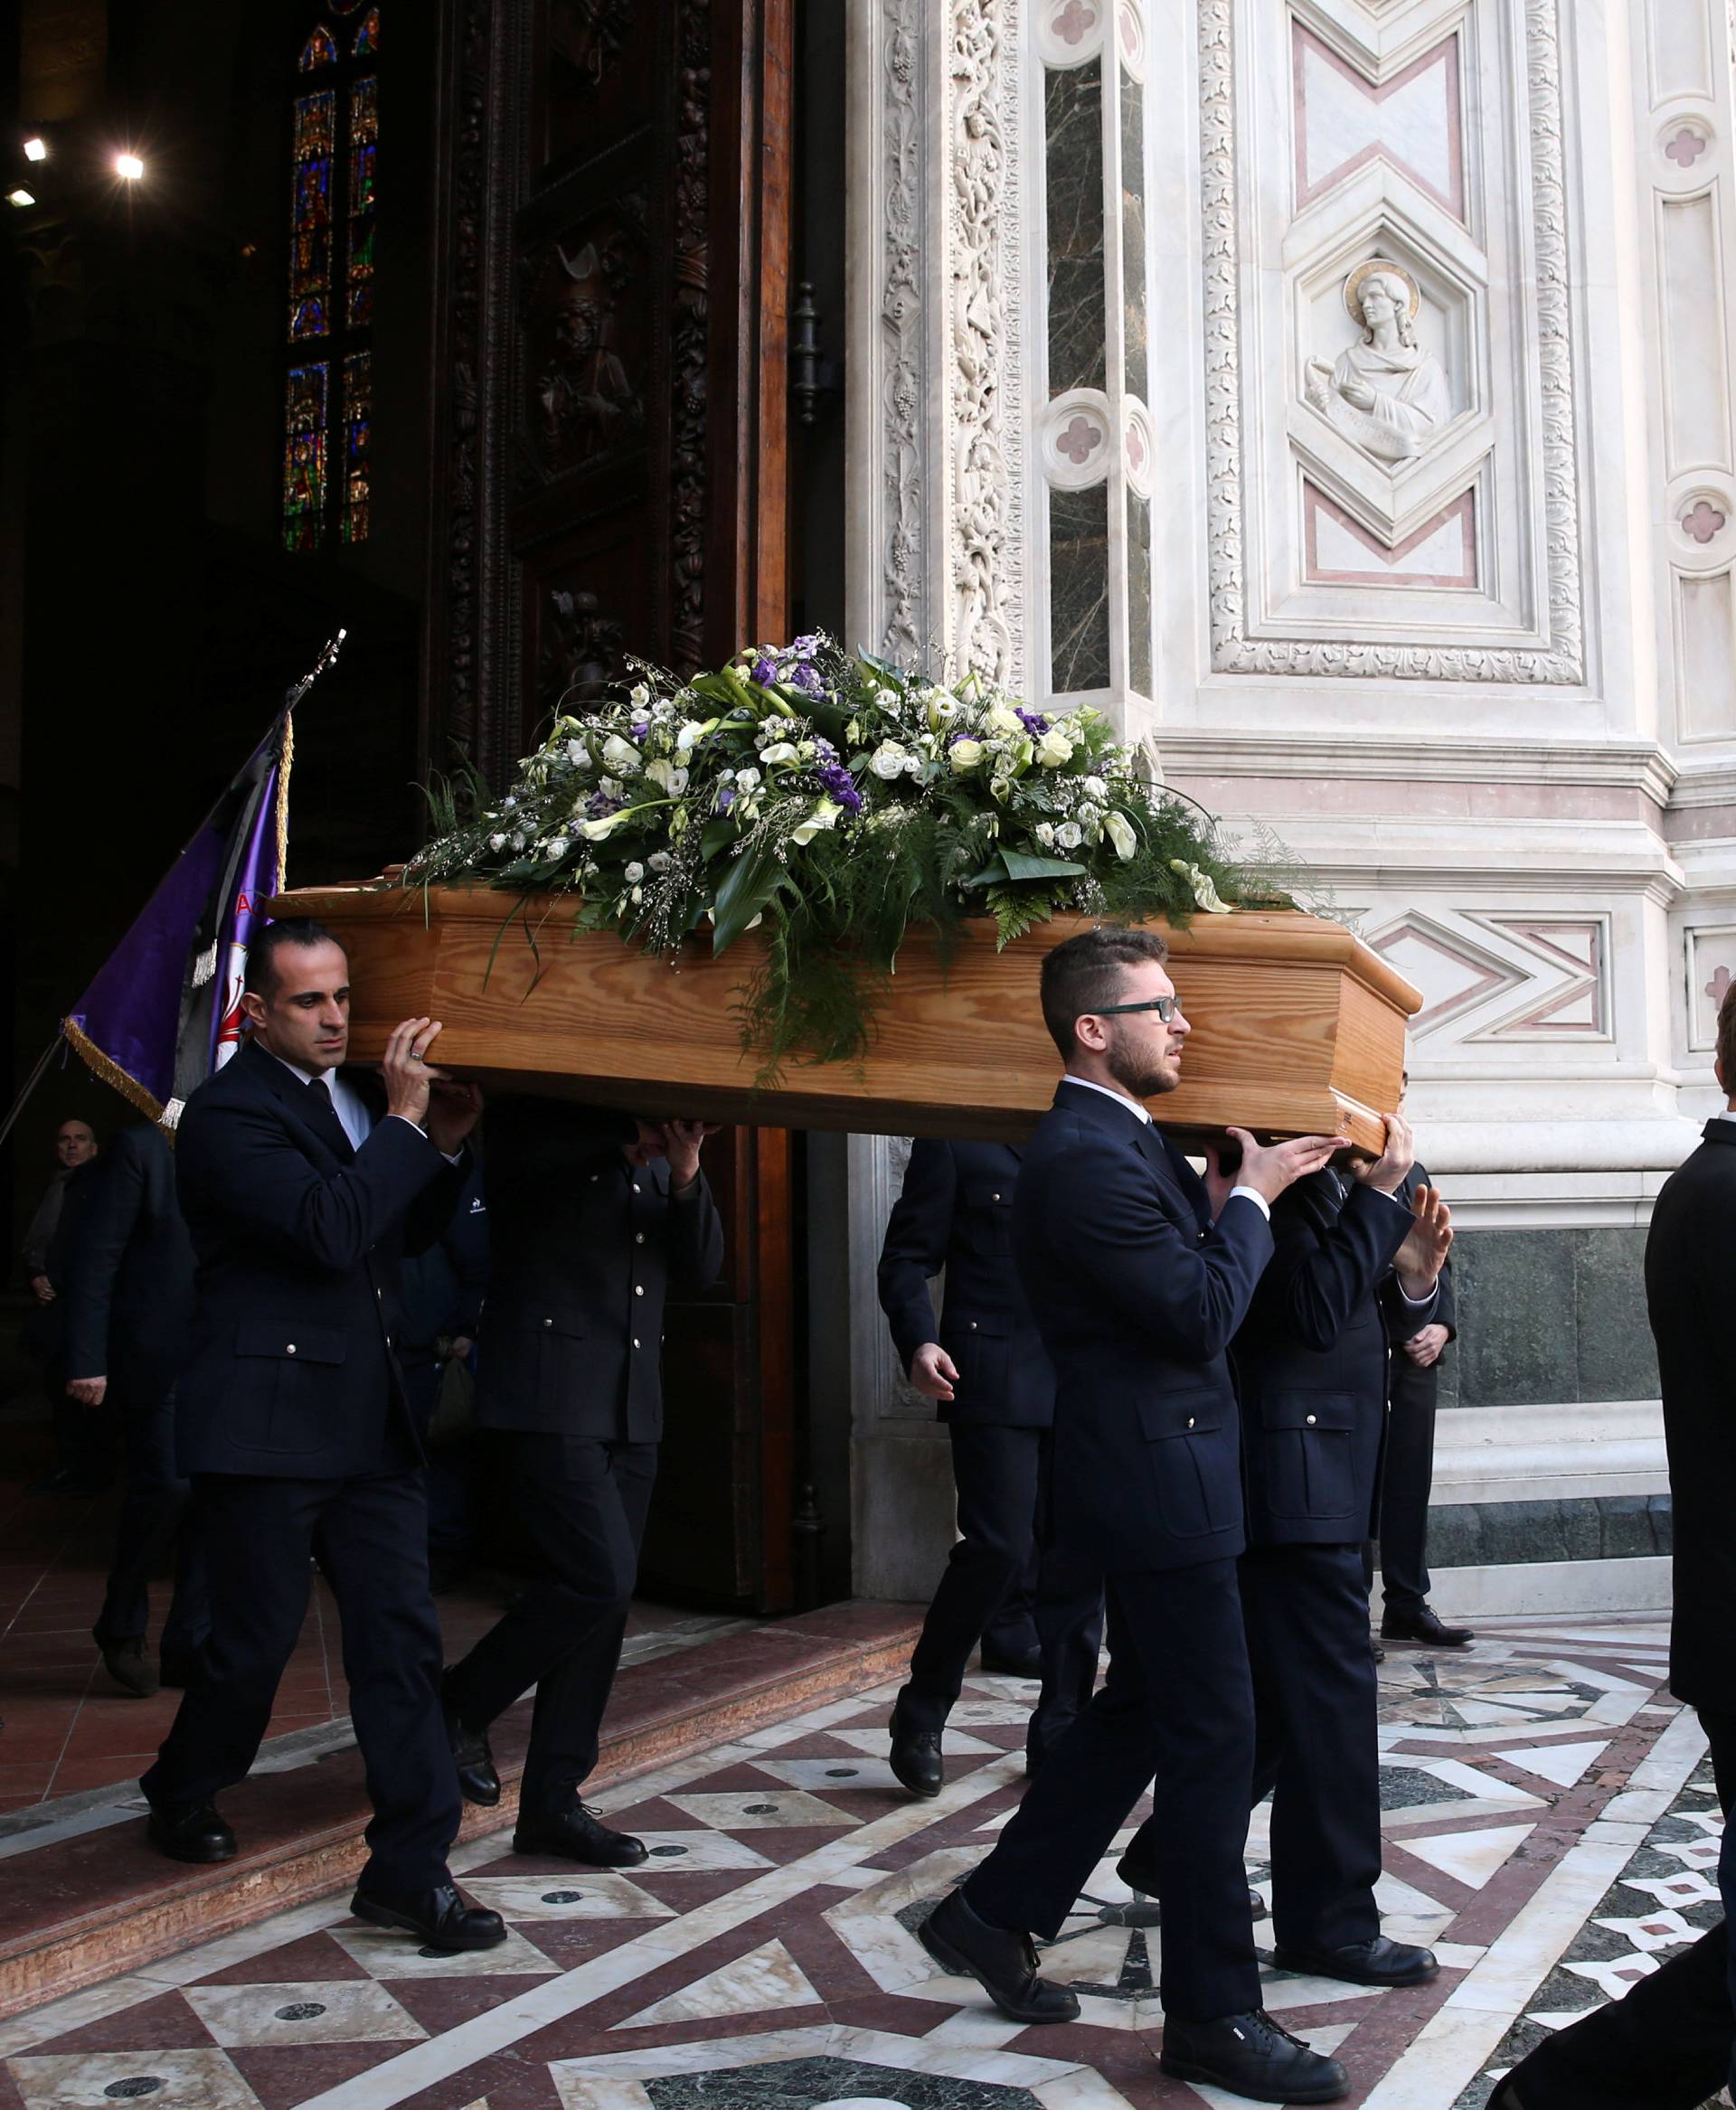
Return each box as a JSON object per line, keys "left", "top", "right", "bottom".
{"left": 1038, "top": 729, "right": 1075, "bottom": 768}
{"left": 624, "top": 862, "right": 646, "bottom": 883}
{"left": 541, "top": 835, "right": 567, "bottom": 861}
{"left": 1103, "top": 811, "right": 1137, "bottom": 861}
{"left": 985, "top": 702, "right": 1024, "bottom": 737}
{"left": 948, "top": 739, "right": 985, "bottom": 771}
{"left": 647, "top": 851, "right": 672, "bottom": 872}
{"left": 735, "top": 766, "right": 762, "bottom": 791}
{"left": 629, "top": 683, "right": 651, "bottom": 707}
{"left": 1084, "top": 775, "right": 1108, "bottom": 799}
{"left": 487, "top": 834, "right": 507, "bottom": 852}
{"left": 760, "top": 741, "right": 799, "bottom": 765}
{"left": 1077, "top": 801, "right": 1101, "bottom": 825}
{"left": 902, "top": 752, "right": 923, "bottom": 776}
{"left": 601, "top": 735, "right": 640, "bottom": 774}
{"left": 1055, "top": 821, "right": 1083, "bottom": 849}
{"left": 870, "top": 742, "right": 909, "bottom": 779}
{"left": 789, "top": 797, "right": 841, "bottom": 846}
{"left": 1034, "top": 823, "right": 1056, "bottom": 847}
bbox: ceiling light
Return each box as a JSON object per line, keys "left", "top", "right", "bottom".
{"left": 23, "top": 137, "right": 46, "bottom": 163}
{"left": 115, "top": 152, "right": 144, "bottom": 180}
{"left": 6, "top": 188, "right": 34, "bottom": 208}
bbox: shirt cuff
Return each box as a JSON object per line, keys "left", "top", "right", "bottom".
{"left": 385, "top": 1112, "right": 462, "bottom": 1165}
{"left": 1397, "top": 1281, "right": 1436, "bottom": 1307}
{"left": 1228, "top": 1184, "right": 1271, "bottom": 1221}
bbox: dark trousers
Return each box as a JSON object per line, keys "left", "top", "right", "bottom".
{"left": 1499, "top": 1707, "right": 1736, "bottom": 2108}
{"left": 93, "top": 1380, "right": 208, "bottom": 1660}
{"left": 962, "top": 1558, "right": 1260, "bottom": 2024}
{"left": 1376, "top": 1359, "right": 1438, "bottom": 1612}
{"left": 141, "top": 1469, "right": 458, "bottom": 1894}
{"left": 402, "top": 1358, "right": 476, "bottom": 1567}
{"left": 444, "top": 1433, "right": 656, "bottom": 1817}
{"left": 901, "top": 1422, "right": 1104, "bottom": 1753}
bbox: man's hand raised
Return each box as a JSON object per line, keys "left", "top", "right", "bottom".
{"left": 425, "top": 1077, "right": 484, "bottom": 1156}
{"left": 1224, "top": 1127, "right": 1351, "bottom": 1204}
{"left": 1396, "top": 1184, "right": 1453, "bottom": 1299}
{"left": 381, "top": 1017, "right": 446, "bottom": 1128}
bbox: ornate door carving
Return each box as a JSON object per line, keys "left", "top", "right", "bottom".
{"left": 426, "top": 0, "right": 797, "bottom": 1608}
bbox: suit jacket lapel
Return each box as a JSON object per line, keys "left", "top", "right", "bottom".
{"left": 239, "top": 1039, "right": 354, "bottom": 1165}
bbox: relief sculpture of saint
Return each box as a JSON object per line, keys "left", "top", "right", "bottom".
{"left": 1306, "top": 260, "right": 1451, "bottom": 465}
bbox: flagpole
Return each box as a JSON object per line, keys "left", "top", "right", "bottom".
{"left": 275, "top": 628, "right": 344, "bottom": 895}
{"left": 0, "top": 1034, "right": 68, "bottom": 1155}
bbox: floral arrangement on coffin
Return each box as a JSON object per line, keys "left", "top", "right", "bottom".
{"left": 410, "top": 636, "right": 1272, "bottom": 1072}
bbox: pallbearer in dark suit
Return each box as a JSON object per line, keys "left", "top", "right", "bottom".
{"left": 440, "top": 1097, "right": 724, "bottom": 1867}
{"left": 61, "top": 1121, "right": 207, "bottom": 1697}
{"left": 1123, "top": 1116, "right": 1451, "bottom": 1990}
{"left": 878, "top": 1139, "right": 1103, "bottom": 1794}
{"left": 919, "top": 925, "right": 1353, "bottom": 2107}
{"left": 141, "top": 919, "right": 504, "bottom": 1955}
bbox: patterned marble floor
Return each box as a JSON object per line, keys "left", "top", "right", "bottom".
{"left": 0, "top": 1616, "right": 1719, "bottom": 2110}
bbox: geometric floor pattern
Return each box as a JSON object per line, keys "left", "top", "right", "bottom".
{"left": 0, "top": 1616, "right": 1722, "bottom": 2110}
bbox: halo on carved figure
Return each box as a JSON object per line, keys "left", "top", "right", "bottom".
{"left": 1344, "top": 258, "right": 1421, "bottom": 329}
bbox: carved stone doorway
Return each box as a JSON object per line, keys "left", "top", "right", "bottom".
{"left": 422, "top": 0, "right": 815, "bottom": 1612}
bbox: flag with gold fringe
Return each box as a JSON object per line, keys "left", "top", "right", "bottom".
{"left": 61, "top": 634, "right": 341, "bottom": 1126}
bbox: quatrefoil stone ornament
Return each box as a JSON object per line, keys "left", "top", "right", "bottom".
{"left": 1665, "top": 127, "right": 1710, "bottom": 169}
{"left": 1055, "top": 0, "right": 1097, "bottom": 45}
{"left": 1058, "top": 414, "right": 1104, "bottom": 466}
{"left": 1682, "top": 500, "right": 1727, "bottom": 545}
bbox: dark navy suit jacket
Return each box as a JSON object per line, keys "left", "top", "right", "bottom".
{"left": 1012, "top": 1080, "right": 1273, "bottom": 1575}
{"left": 61, "top": 1123, "right": 196, "bottom": 1391}
{"left": 476, "top": 1097, "right": 724, "bottom": 1443}
{"left": 1237, "top": 1169, "right": 1434, "bottom": 1546}
{"left": 172, "top": 1037, "right": 465, "bottom": 1477}
{"left": 877, "top": 1139, "right": 1054, "bottom": 1427}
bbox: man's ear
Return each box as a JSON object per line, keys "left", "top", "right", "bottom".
{"left": 240, "top": 990, "right": 269, "bottom": 1032}
{"left": 1074, "top": 1014, "right": 1109, "bottom": 1056}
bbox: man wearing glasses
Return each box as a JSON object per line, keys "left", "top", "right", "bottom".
{"left": 919, "top": 925, "right": 1354, "bottom": 2105}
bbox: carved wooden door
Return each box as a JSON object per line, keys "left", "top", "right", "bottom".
{"left": 426, "top": 0, "right": 797, "bottom": 1610}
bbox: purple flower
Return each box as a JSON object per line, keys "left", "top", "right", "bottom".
{"left": 1015, "top": 708, "right": 1050, "bottom": 736}
{"left": 811, "top": 735, "right": 838, "bottom": 763}
{"left": 789, "top": 632, "right": 822, "bottom": 657}
{"left": 629, "top": 719, "right": 649, "bottom": 741}
{"left": 750, "top": 657, "right": 776, "bottom": 685}
{"left": 817, "top": 764, "right": 862, "bottom": 814}
{"left": 586, "top": 789, "right": 618, "bottom": 818}
{"left": 791, "top": 663, "right": 824, "bottom": 695}
{"left": 716, "top": 787, "right": 736, "bottom": 813}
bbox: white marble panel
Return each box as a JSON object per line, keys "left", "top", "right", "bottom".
{"left": 459, "top": 1875, "right": 675, "bottom": 1920}
{"left": 612, "top": 1939, "right": 823, "bottom": 2028}
{"left": 182, "top": 1983, "right": 426, "bottom": 2048}
{"left": 7, "top": 2052, "right": 263, "bottom": 2110}
{"left": 663, "top": 1788, "right": 855, "bottom": 1831}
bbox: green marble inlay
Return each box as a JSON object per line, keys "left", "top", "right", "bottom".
{"left": 1451, "top": 1227, "right": 1658, "bottom": 1408}
{"left": 1127, "top": 488, "right": 1152, "bottom": 698}
{"left": 1050, "top": 482, "right": 1111, "bottom": 692}
{"left": 1121, "top": 71, "right": 1147, "bottom": 405}
{"left": 1046, "top": 61, "right": 1107, "bottom": 395}
{"left": 646, "top": 2058, "right": 1041, "bottom": 2108}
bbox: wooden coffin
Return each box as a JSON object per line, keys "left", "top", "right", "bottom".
{"left": 268, "top": 881, "right": 1420, "bottom": 1150}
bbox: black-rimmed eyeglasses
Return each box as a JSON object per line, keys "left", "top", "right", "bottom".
{"left": 1092, "top": 996, "right": 1180, "bottom": 1022}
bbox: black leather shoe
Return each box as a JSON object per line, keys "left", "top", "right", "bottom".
{"left": 979, "top": 1644, "right": 1043, "bottom": 1679}
{"left": 146, "top": 1799, "right": 236, "bottom": 1864}
{"left": 441, "top": 1670, "right": 499, "bottom": 1807}
{"left": 514, "top": 1801, "right": 648, "bottom": 1867}
{"left": 1272, "top": 1935, "right": 1439, "bottom": 1987}
{"left": 350, "top": 1881, "right": 505, "bottom": 1952}
{"left": 100, "top": 1636, "right": 158, "bottom": 1699}
{"left": 1382, "top": 1603, "right": 1475, "bottom": 1648}
{"left": 1486, "top": 2077, "right": 1524, "bottom": 2110}
{"left": 1161, "top": 2011, "right": 1348, "bottom": 2103}
{"left": 918, "top": 1888, "right": 1080, "bottom": 2023}
{"left": 890, "top": 1701, "right": 944, "bottom": 1799}
{"left": 1116, "top": 1844, "right": 1267, "bottom": 1919}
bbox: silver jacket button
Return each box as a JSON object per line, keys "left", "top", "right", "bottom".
{"left": 634, "top": 1284, "right": 645, "bottom": 1296}
{"left": 1306, "top": 1414, "right": 1317, "bottom": 1426}
{"left": 286, "top": 1343, "right": 297, "bottom": 1355}
{"left": 542, "top": 1317, "right": 553, "bottom": 1329}
{"left": 1186, "top": 1416, "right": 1195, "bottom": 1428}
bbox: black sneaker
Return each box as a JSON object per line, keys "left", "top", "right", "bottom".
{"left": 1160, "top": 2010, "right": 1348, "bottom": 2103}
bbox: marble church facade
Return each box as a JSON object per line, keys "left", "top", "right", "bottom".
{"left": 827, "top": 0, "right": 1736, "bottom": 1617}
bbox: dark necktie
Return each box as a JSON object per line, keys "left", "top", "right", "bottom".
{"left": 305, "top": 1073, "right": 354, "bottom": 1161}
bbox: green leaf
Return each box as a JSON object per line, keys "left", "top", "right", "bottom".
{"left": 711, "top": 838, "right": 787, "bottom": 954}
{"left": 999, "top": 849, "right": 1088, "bottom": 881}
{"left": 699, "top": 816, "right": 739, "bottom": 862}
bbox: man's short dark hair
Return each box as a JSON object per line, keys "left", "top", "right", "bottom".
{"left": 243, "top": 918, "right": 344, "bottom": 999}
{"left": 1719, "top": 981, "right": 1736, "bottom": 1095}
{"left": 1040, "top": 926, "right": 1170, "bottom": 1060}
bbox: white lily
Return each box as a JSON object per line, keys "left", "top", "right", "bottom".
{"left": 1170, "top": 858, "right": 1233, "bottom": 912}
{"left": 1103, "top": 810, "right": 1137, "bottom": 861}
{"left": 790, "top": 796, "right": 841, "bottom": 846}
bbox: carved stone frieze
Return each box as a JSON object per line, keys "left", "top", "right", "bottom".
{"left": 1201, "top": 0, "right": 1585, "bottom": 683}
{"left": 538, "top": 585, "right": 626, "bottom": 712}
{"left": 948, "top": 0, "right": 1025, "bottom": 689}
{"left": 879, "top": 0, "right": 926, "bottom": 664}
{"left": 670, "top": 0, "right": 711, "bottom": 670}
{"left": 522, "top": 203, "right": 649, "bottom": 481}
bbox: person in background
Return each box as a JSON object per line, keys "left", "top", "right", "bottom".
{"left": 61, "top": 1120, "right": 208, "bottom": 1698}
{"left": 1374, "top": 1075, "right": 1473, "bottom": 1651}
{"left": 22, "top": 1118, "right": 109, "bottom": 1495}
{"left": 398, "top": 1157, "right": 488, "bottom": 1592}
{"left": 878, "top": 1136, "right": 1102, "bottom": 1797}
{"left": 439, "top": 1099, "right": 723, "bottom": 1869}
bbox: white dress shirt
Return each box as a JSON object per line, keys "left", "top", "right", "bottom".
{"left": 258, "top": 1045, "right": 463, "bottom": 1163}
{"left": 1061, "top": 1073, "right": 1271, "bottom": 1220}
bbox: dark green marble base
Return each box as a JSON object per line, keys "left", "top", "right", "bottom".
{"left": 1443, "top": 1227, "right": 1658, "bottom": 1409}
{"left": 1406, "top": 1493, "right": 1673, "bottom": 1570}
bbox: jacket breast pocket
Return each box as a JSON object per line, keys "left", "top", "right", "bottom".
{"left": 1260, "top": 1391, "right": 1359, "bottom": 1521}
{"left": 233, "top": 1323, "right": 347, "bottom": 1454}
{"left": 1136, "top": 1390, "right": 1238, "bottom": 1540}
{"left": 958, "top": 1178, "right": 1016, "bottom": 1258}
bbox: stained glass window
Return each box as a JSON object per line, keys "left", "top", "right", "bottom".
{"left": 281, "top": 10, "right": 378, "bottom": 551}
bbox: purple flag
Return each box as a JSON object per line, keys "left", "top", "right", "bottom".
{"left": 63, "top": 727, "right": 286, "bottom": 1124}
